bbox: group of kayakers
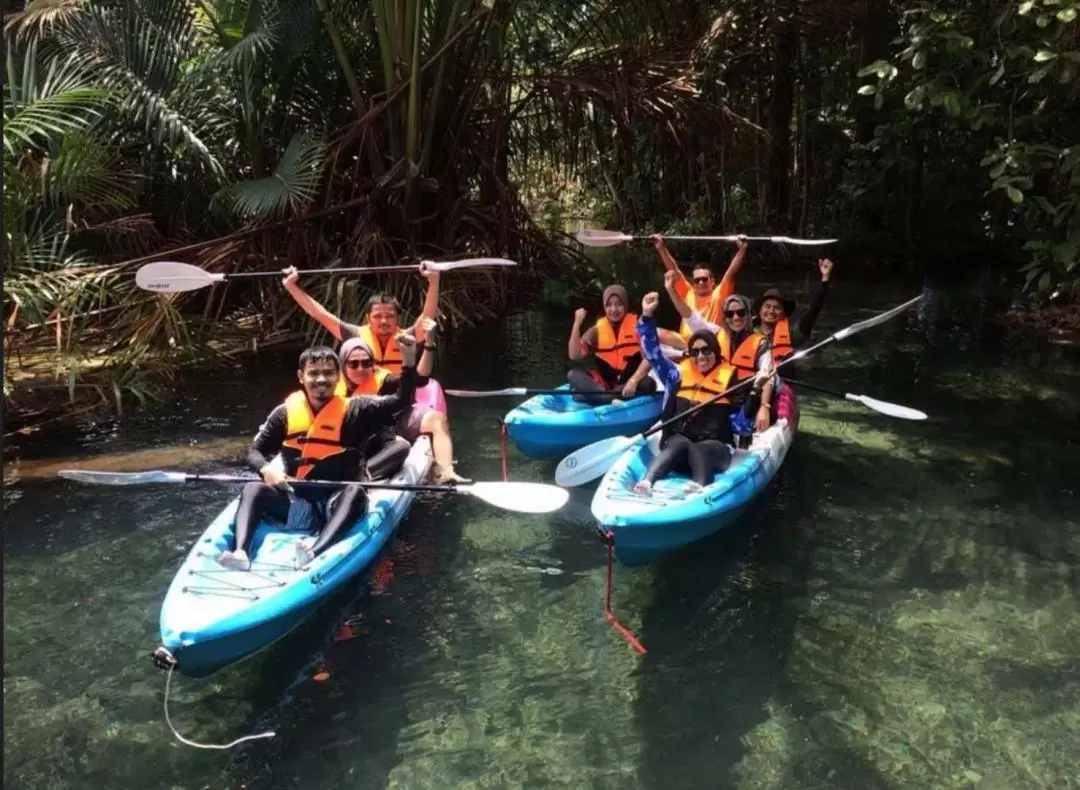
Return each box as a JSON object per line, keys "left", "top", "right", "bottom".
{"left": 217, "top": 238, "right": 835, "bottom": 570}
{"left": 565, "top": 236, "right": 834, "bottom": 495}
{"left": 217, "top": 267, "right": 468, "bottom": 571}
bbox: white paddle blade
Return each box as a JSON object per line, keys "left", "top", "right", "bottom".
{"left": 135, "top": 262, "right": 224, "bottom": 293}
{"left": 833, "top": 295, "right": 921, "bottom": 341}
{"left": 846, "top": 394, "right": 928, "bottom": 421}
{"left": 554, "top": 434, "right": 642, "bottom": 488}
{"left": 575, "top": 230, "right": 633, "bottom": 247}
{"left": 444, "top": 388, "right": 529, "bottom": 398}
{"left": 464, "top": 482, "right": 570, "bottom": 514}
{"left": 59, "top": 469, "right": 189, "bottom": 486}
{"left": 768, "top": 236, "right": 838, "bottom": 245}
{"left": 425, "top": 257, "right": 517, "bottom": 273}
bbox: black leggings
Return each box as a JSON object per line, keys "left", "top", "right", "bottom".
{"left": 644, "top": 433, "right": 733, "bottom": 486}
{"left": 232, "top": 435, "right": 412, "bottom": 558}
{"left": 566, "top": 368, "right": 658, "bottom": 406}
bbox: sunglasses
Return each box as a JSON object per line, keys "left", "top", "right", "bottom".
{"left": 692, "top": 276, "right": 712, "bottom": 285}
{"left": 724, "top": 308, "right": 747, "bottom": 318}
{"left": 688, "top": 346, "right": 715, "bottom": 358}
{"left": 346, "top": 358, "right": 375, "bottom": 370}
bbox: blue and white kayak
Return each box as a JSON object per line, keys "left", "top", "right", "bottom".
{"left": 157, "top": 437, "right": 433, "bottom": 677}
{"left": 590, "top": 389, "right": 799, "bottom": 566}
{"left": 503, "top": 383, "right": 664, "bottom": 459}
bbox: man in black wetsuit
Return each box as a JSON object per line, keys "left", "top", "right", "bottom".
{"left": 216, "top": 335, "right": 419, "bottom": 571}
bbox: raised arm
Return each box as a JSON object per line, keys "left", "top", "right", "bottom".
{"left": 638, "top": 292, "right": 681, "bottom": 390}
{"left": 568, "top": 308, "right": 592, "bottom": 360}
{"left": 282, "top": 266, "right": 346, "bottom": 341}
{"left": 715, "top": 235, "right": 748, "bottom": 304}
{"left": 653, "top": 235, "right": 691, "bottom": 300}
{"left": 418, "top": 265, "right": 440, "bottom": 324}
{"left": 663, "top": 269, "right": 694, "bottom": 320}
{"left": 796, "top": 259, "right": 833, "bottom": 341}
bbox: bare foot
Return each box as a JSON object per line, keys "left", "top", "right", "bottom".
{"left": 435, "top": 469, "right": 473, "bottom": 485}
{"left": 294, "top": 540, "right": 315, "bottom": 569}
{"left": 633, "top": 480, "right": 653, "bottom": 496}
{"left": 217, "top": 549, "right": 251, "bottom": 571}
{"left": 684, "top": 482, "right": 703, "bottom": 494}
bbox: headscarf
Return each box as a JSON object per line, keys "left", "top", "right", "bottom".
{"left": 338, "top": 337, "right": 374, "bottom": 369}
{"left": 602, "top": 284, "right": 629, "bottom": 309}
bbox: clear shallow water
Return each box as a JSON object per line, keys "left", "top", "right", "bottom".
{"left": 4, "top": 276, "right": 1080, "bottom": 790}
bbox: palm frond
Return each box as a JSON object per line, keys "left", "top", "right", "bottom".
{"left": 3, "top": 0, "right": 88, "bottom": 43}
{"left": 3, "top": 40, "right": 112, "bottom": 153}
{"left": 47, "top": 131, "right": 139, "bottom": 211}
{"left": 214, "top": 131, "right": 327, "bottom": 219}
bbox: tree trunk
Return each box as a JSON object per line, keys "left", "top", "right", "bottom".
{"left": 765, "top": 0, "right": 797, "bottom": 229}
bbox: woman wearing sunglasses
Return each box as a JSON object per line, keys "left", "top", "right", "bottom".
{"left": 334, "top": 319, "right": 472, "bottom": 483}
{"left": 631, "top": 291, "right": 773, "bottom": 496}
{"left": 663, "top": 272, "right": 776, "bottom": 431}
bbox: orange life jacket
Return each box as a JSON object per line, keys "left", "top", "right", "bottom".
{"left": 333, "top": 366, "right": 390, "bottom": 397}
{"left": 718, "top": 331, "right": 767, "bottom": 381}
{"left": 281, "top": 391, "right": 350, "bottom": 479}
{"left": 358, "top": 325, "right": 403, "bottom": 373}
{"left": 767, "top": 319, "right": 793, "bottom": 361}
{"left": 593, "top": 314, "right": 641, "bottom": 374}
{"left": 677, "top": 359, "right": 736, "bottom": 405}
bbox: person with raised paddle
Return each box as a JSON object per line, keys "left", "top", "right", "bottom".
{"left": 216, "top": 336, "right": 421, "bottom": 572}
{"left": 567, "top": 284, "right": 658, "bottom": 405}
{"left": 282, "top": 266, "right": 469, "bottom": 484}
{"left": 651, "top": 233, "right": 749, "bottom": 350}
{"left": 662, "top": 271, "right": 777, "bottom": 431}
{"left": 631, "top": 291, "right": 774, "bottom": 496}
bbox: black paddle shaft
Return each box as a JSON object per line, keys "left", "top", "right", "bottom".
{"left": 642, "top": 336, "right": 839, "bottom": 439}
{"left": 220, "top": 263, "right": 420, "bottom": 280}
{"left": 782, "top": 379, "right": 844, "bottom": 399}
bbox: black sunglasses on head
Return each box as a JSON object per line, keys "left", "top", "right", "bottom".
{"left": 346, "top": 358, "right": 375, "bottom": 370}
{"left": 724, "top": 308, "right": 747, "bottom": 318}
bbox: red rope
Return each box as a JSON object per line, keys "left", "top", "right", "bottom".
{"left": 498, "top": 420, "right": 509, "bottom": 482}
{"left": 601, "top": 530, "right": 647, "bottom": 654}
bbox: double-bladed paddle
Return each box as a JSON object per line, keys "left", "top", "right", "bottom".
{"left": 784, "top": 379, "right": 928, "bottom": 421}
{"left": 576, "top": 229, "right": 838, "bottom": 247}
{"left": 553, "top": 295, "right": 923, "bottom": 487}
{"left": 135, "top": 257, "right": 517, "bottom": 294}
{"left": 58, "top": 469, "right": 568, "bottom": 514}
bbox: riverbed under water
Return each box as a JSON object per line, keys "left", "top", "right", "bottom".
{"left": 4, "top": 276, "right": 1080, "bottom": 790}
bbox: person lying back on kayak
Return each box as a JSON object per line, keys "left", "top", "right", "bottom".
{"left": 663, "top": 272, "right": 776, "bottom": 432}
{"left": 282, "top": 266, "right": 469, "bottom": 485}
{"left": 216, "top": 336, "right": 420, "bottom": 572}
{"left": 753, "top": 258, "right": 834, "bottom": 362}
{"left": 633, "top": 291, "right": 773, "bottom": 496}
{"left": 567, "top": 284, "right": 658, "bottom": 405}
{"left": 652, "top": 233, "right": 749, "bottom": 352}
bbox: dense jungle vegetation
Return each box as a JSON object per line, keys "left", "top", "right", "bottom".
{"left": 3, "top": 0, "right": 1078, "bottom": 429}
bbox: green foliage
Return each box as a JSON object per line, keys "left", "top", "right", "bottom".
{"left": 850, "top": 0, "right": 1079, "bottom": 297}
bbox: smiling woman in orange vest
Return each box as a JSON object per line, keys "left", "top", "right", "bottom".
{"left": 216, "top": 339, "right": 420, "bottom": 572}
{"left": 650, "top": 233, "right": 749, "bottom": 351}
{"left": 567, "top": 284, "right": 659, "bottom": 406}
{"left": 631, "top": 291, "right": 773, "bottom": 496}
{"left": 281, "top": 266, "right": 469, "bottom": 484}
